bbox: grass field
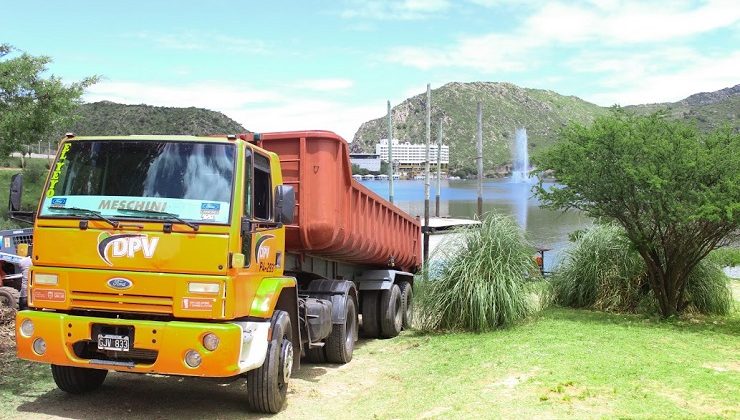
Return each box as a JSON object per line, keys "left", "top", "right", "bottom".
{"left": 1, "top": 289, "right": 738, "bottom": 419}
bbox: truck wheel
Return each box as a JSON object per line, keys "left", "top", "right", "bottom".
{"left": 380, "top": 284, "right": 403, "bottom": 338}
{"left": 0, "top": 286, "right": 19, "bottom": 310}
{"left": 398, "top": 281, "right": 413, "bottom": 329}
{"left": 246, "top": 310, "right": 293, "bottom": 414}
{"left": 325, "top": 297, "right": 357, "bottom": 364}
{"left": 361, "top": 290, "right": 380, "bottom": 338}
{"left": 51, "top": 365, "right": 108, "bottom": 394}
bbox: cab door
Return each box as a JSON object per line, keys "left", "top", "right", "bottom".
{"left": 241, "top": 147, "right": 282, "bottom": 276}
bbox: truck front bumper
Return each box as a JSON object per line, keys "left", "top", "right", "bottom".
{"left": 15, "top": 310, "right": 270, "bottom": 377}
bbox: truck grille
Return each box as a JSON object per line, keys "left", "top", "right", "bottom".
{"left": 70, "top": 291, "right": 173, "bottom": 315}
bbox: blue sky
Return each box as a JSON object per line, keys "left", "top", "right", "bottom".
{"left": 4, "top": 0, "right": 739, "bottom": 140}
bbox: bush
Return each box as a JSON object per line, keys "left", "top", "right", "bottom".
{"left": 553, "top": 224, "right": 732, "bottom": 316}
{"left": 415, "top": 213, "right": 540, "bottom": 332}
{"left": 22, "top": 159, "right": 48, "bottom": 184}
{"left": 708, "top": 247, "right": 740, "bottom": 267}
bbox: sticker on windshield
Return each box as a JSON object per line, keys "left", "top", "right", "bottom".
{"left": 98, "top": 199, "right": 168, "bottom": 212}
{"left": 45, "top": 143, "right": 71, "bottom": 198}
{"left": 200, "top": 202, "right": 221, "bottom": 220}
{"left": 97, "top": 232, "right": 160, "bottom": 266}
{"left": 50, "top": 197, "right": 67, "bottom": 208}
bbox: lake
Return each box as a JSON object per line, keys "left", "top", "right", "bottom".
{"left": 360, "top": 178, "right": 591, "bottom": 271}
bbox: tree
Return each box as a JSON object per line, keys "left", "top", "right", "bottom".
{"left": 0, "top": 44, "right": 98, "bottom": 160}
{"left": 534, "top": 109, "right": 739, "bottom": 317}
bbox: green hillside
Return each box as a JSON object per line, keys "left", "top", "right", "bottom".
{"left": 351, "top": 82, "right": 608, "bottom": 174}
{"left": 626, "top": 84, "right": 740, "bottom": 132}
{"left": 67, "top": 101, "right": 247, "bottom": 137}
{"left": 351, "top": 82, "right": 740, "bottom": 174}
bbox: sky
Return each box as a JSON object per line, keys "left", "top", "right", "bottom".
{"left": 3, "top": 0, "right": 739, "bottom": 140}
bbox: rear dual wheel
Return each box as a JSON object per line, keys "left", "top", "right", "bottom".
{"left": 362, "top": 284, "right": 403, "bottom": 339}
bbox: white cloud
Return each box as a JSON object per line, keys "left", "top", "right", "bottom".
{"left": 290, "top": 78, "right": 355, "bottom": 91}
{"left": 341, "top": 0, "right": 450, "bottom": 20}
{"left": 83, "top": 80, "right": 379, "bottom": 141}
{"left": 387, "top": 0, "right": 740, "bottom": 72}
{"left": 580, "top": 51, "right": 740, "bottom": 105}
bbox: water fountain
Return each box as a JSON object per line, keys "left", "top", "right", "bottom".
{"left": 512, "top": 128, "right": 531, "bottom": 183}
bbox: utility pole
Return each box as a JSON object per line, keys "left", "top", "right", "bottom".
{"left": 435, "top": 119, "right": 443, "bottom": 217}
{"left": 387, "top": 100, "right": 394, "bottom": 204}
{"left": 423, "top": 84, "right": 431, "bottom": 266}
{"left": 477, "top": 102, "right": 483, "bottom": 219}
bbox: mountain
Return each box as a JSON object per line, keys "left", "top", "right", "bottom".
{"left": 626, "top": 84, "right": 740, "bottom": 132}
{"left": 351, "top": 82, "right": 607, "bottom": 174}
{"left": 351, "top": 82, "right": 739, "bottom": 174}
{"left": 67, "top": 101, "right": 246, "bottom": 137}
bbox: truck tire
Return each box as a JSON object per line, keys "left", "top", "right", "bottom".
{"left": 51, "top": 365, "right": 108, "bottom": 394}
{"left": 0, "top": 286, "right": 19, "bottom": 310}
{"left": 325, "top": 297, "right": 357, "bottom": 364}
{"left": 398, "top": 281, "right": 413, "bottom": 329}
{"left": 380, "top": 284, "right": 403, "bottom": 338}
{"left": 246, "top": 310, "right": 293, "bottom": 414}
{"left": 361, "top": 290, "right": 380, "bottom": 338}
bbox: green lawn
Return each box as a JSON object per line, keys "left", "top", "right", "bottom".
{"left": 2, "top": 299, "right": 738, "bottom": 419}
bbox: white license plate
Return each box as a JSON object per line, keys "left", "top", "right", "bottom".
{"left": 97, "top": 334, "right": 130, "bottom": 352}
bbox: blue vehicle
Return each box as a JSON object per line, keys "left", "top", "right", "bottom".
{"left": 0, "top": 227, "right": 33, "bottom": 309}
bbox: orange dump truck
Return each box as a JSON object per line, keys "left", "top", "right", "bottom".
{"left": 12, "top": 131, "right": 420, "bottom": 413}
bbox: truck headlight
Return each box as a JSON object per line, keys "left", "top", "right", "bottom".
{"left": 34, "top": 273, "right": 58, "bottom": 285}
{"left": 184, "top": 349, "right": 202, "bottom": 368}
{"left": 188, "top": 282, "right": 219, "bottom": 294}
{"left": 20, "top": 319, "right": 34, "bottom": 337}
{"left": 33, "top": 338, "right": 47, "bottom": 355}
{"left": 202, "top": 333, "right": 219, "bottom": 351}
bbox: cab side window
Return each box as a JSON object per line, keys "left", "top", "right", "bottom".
{"left": 253, "top": 153, "right": 271, "bottom": 220}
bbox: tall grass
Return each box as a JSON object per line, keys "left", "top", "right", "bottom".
{"left": 415, "top": 214, "right": 540, "bottom": 332}
{"left": 553, "top": 223, "right": 732, "bottom": 315}
{"left": 552, "top": 224, "right": 646, "bottom": 312}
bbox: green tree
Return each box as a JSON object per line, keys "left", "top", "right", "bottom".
{"left": 534, "top": 109, "right": 739, "bottom": 317}
{"left": 0, "top": 44, "right": 98, "bottom": 161}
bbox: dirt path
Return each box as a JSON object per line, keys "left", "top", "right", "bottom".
{"left": 1, "top": 313, "right": 392, "bottom": 420}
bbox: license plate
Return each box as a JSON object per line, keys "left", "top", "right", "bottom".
{"left": 97, "top": 334, "right": 130, "bottom": 352}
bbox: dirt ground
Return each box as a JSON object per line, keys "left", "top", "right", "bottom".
{"left": 0, "top": 311, "right": 392, "bottom": 419}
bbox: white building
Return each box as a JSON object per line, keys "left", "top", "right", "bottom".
{"left": 375, "top": 138, "right": 449, "bottom": 172}
{"left": 349, "top": 153, "right": 381, "bottom": 172}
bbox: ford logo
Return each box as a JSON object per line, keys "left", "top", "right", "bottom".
{"left": 107, "top": 277, "right": 133, "bottom": 290}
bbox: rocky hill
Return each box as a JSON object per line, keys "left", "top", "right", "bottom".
{"left": 352, "top": 82, "right": 739, "bottom": 174}
{"left": 67, "top": 101, "right": 246, "bottom": 137}
{"left": 626, "top": 83, "right": 740, "bottom": 132}
{"left": 351, "top": 82, "right": 607, "bottom": 174}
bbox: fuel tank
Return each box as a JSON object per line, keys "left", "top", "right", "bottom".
{"left": 259, "top": 131, "right": 421, "bottom": 273}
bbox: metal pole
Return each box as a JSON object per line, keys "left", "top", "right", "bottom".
{"left": 435, "top": 119, "right": 442, "bottom": 217}
{"left": 477, "top": 102, "right": 483, "bottom": 219}
{"left": 423, "top": 84, "right": 431, "bottom": 267}
{"left": 387, "top": 100, "right": 394, "bottom": 204}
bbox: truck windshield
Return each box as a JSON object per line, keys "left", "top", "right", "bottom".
{"left": 38, "top": 140, "right": 235, "bottom": 224}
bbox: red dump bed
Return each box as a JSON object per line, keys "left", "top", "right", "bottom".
{"left": 259, "top": 131, "right": 421, "bottom": 273}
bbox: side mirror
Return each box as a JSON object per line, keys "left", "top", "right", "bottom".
{"left": 274, "top": 185, "right": 295, "bottom": 225}
{"left": 9, "top": 173, "right": 23, "bottom": 213}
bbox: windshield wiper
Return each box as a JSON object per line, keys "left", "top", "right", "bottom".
{"left": 49, "top": 206, "right": 119, "bottom": 228}
{"left": 116, "top": 208, "right": 199, "bottom": 231}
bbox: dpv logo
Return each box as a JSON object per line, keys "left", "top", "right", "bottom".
{"left": 97, "top": 233, "right": 160, "bottom": 266}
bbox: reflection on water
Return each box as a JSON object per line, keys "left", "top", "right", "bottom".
{"left": 362, "top": 179, "right": 591, "bottom": 270}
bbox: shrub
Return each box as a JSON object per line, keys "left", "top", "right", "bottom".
{"left": 553, "top": 224, "right": 732, "bottom": 316}
{"left": 708, "top": 247, "right": 740, "bottom": 267}
{"left": 22, "top": 159, "right": 48, "bottom": 184}
{"left": 415, "top": 213, "right": 540, "bottom": 332}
